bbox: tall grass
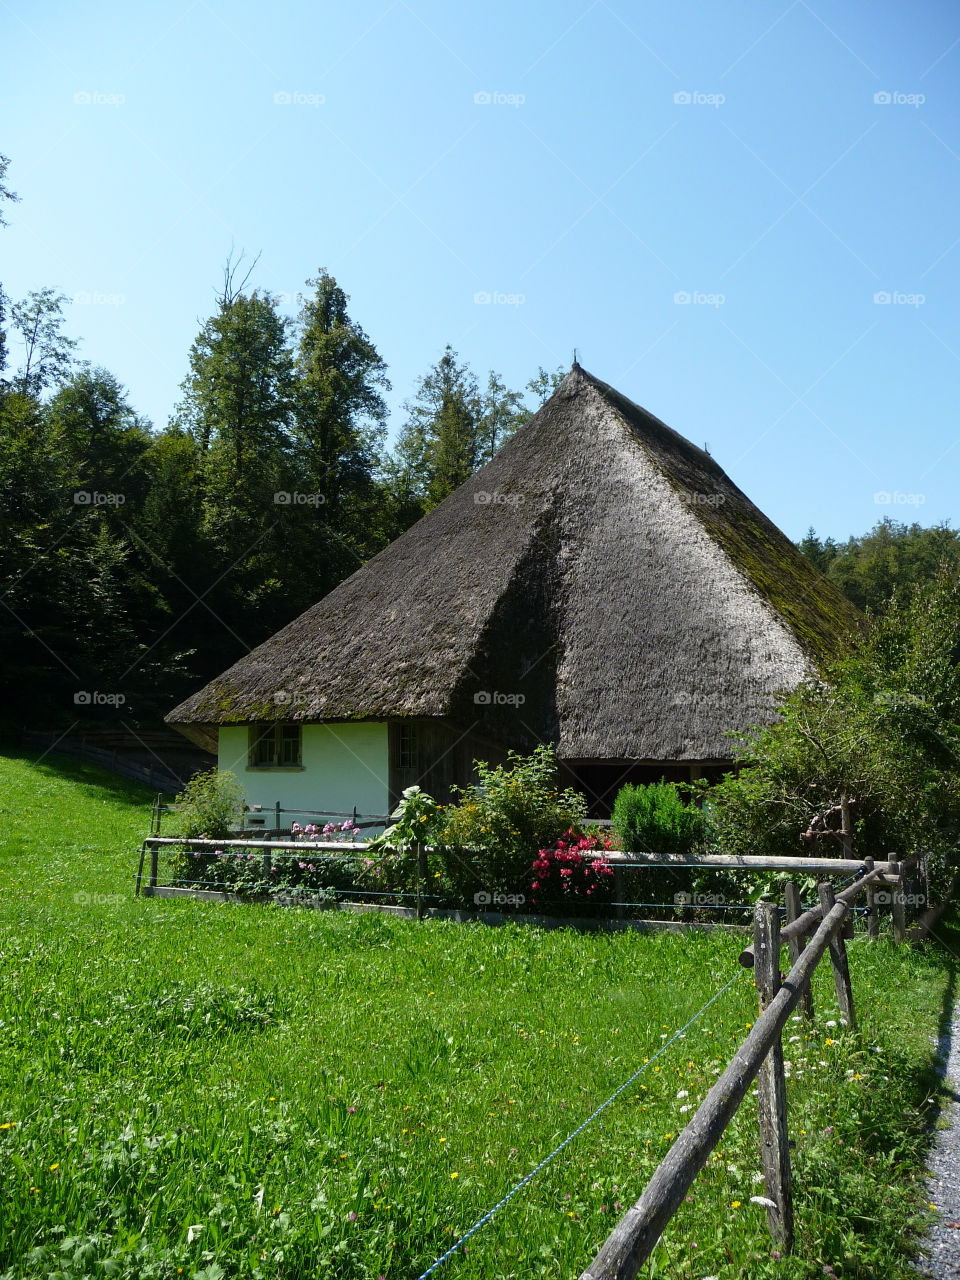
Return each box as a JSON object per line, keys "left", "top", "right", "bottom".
{"left": 0, "top": 750, "right": 953, "bottom": 1278}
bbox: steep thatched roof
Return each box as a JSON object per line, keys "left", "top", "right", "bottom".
{"left": 167, "top": 366, "right": 863, "bottom": 761}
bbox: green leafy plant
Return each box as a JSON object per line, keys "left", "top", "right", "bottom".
{"left": 441, "top": 746, "right": 588, "bottom": 901}
{"left": 169, "top": 767, "right": 244, "bottom": 840}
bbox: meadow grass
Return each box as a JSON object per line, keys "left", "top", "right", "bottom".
{"left": 0, "top": 748, "right": 955, "bottom": 1279}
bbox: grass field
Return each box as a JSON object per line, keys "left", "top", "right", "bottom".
{"left": 0, "top": 748, "right": 955, "bottom": 1279}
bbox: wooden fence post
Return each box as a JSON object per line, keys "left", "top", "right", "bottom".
{"left": 149, "top": 843, "right": 159, "bottom": 893}
{"left": 753, "top": 902, "right": 795, "bottom": 1252}
{"left": 889, "top": 859, "right": 906, "bottom": 944}
{"left": 783, "top": 881, "right": 813, "bottom": 1019}
{"left": 862, "top": 858, "right": 880, "bottom": 940}
{"left": 817, "top": 883, "right": 856, "bottom": 1031}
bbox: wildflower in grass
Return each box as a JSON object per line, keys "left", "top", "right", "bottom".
{"left": 750, "top": 1196, "right": 777, "bottom": 1209}
{"left": 0, "top": 1122, "right": 17, "bottom": 1129}
{"left": 347, "top": 1212, "right": 357, "bottom": 1221}
{"left": 49, "top": 1163, "right": 59, "bottom": 1171}
{"left": 450, "top": 1171, "right": 459, "bottom": 1178}
{"left": 731, "top": 1200, "right": 741, "bottom": 1208}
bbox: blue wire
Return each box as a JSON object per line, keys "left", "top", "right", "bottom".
{"left": 411, "top": 968, "right": 746, "bottom": 1280}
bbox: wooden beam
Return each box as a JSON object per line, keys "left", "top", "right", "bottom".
{"left": 818, "top": 882, "right": 856, "bottom": 1031}
{"left": 739, "top": 867, "right": 887, "bottom": 967}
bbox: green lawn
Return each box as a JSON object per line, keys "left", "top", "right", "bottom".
{"left": 0, "top": 748, "right": 954, "bottom": 1279}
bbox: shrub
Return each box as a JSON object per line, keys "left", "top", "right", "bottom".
{"left": 441, "top": 746, "right": 588, "bottom": 902}
{"left": 611, "top": 781, "right": 705, "bottom": 855}
{"left": 530, "top": 830, "right": 615, "bottom": 915}
{"left": 169, "top": 768, "right": 244, "bottom": 840}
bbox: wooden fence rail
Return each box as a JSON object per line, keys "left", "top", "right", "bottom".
{"left": 580, "top": 867, "right": 881, "bottom": 1280}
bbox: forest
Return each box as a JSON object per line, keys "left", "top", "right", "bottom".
{"left": 2, "top": 150, "right": 959, "bottom": 735}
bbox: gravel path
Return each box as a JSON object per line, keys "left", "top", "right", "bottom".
{"left": 914, "top": 1007, "right": 960, "bottom": 1277}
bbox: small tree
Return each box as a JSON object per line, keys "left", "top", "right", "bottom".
{"left": 171, "top": 769, "right": 245, "bottom": 840}
{"left": 709, "top": 571, "right": 960, "bottom": 864}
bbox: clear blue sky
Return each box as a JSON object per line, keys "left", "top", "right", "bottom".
{"left": 4, "top": 0, "right": 959, "bottom": 540}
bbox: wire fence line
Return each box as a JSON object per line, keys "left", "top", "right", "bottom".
{"left": 412, "top": 968, "right": 748, "bottom": 1280}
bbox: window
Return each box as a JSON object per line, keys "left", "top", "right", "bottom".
{"left": 249, "top": 723, "right": 302, "bottom": 768}
{"left": 397, "top": 722, "right": 418, "bottom": 770}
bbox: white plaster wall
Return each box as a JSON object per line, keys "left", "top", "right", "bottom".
{"left": 217, "top": 722, "right": 390, "bottom": 831}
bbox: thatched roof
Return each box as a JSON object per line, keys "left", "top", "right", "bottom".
{"left": 167, "top": 366, "right": 863, "bottom": 761}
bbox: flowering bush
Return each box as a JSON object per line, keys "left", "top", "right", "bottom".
{"left": 530, "top": 830, "right": 615, "bottom": 915}
{"left": 441, "top": 746, "right": 588, "bottom": 902}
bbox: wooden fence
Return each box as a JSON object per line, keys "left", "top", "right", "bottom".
{"left": 579, "top": 860, "right": 918, "bottom": 1279}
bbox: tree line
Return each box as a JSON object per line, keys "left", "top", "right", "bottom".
{"left": 0, "top": 156, "right": 565, "bottom": 731}
{"left": 1, "top": 149, "right": 957, "bottom": 738}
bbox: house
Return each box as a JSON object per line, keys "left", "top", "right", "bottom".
{"left": 165, "top": 365, "right": 861, "bottom": 824}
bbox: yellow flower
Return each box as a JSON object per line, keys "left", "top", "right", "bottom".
{"left": 731, "top": 1200, "right": 741, "bottom": 1209}
{"left": 824, "top": 1038, "right": 835, "bottom": 1046}
{"left": 0, "top": 1122, "right": 17, "bottom": 1130}
{"left": 450, "top": 1172, "right": 459, "bottom": 1179}
{"left": 49, "top": 1163, "right": 59, "bottom": 1171}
